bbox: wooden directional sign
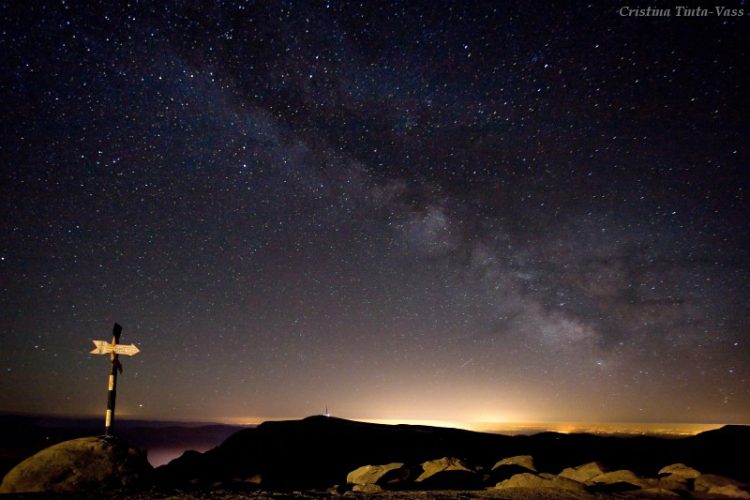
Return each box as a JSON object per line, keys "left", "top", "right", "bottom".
{"left": 89, "top": 323, "right": 140, "bottom": 436}
{"left": 90, "top": 339, "right": 140, "bottom": 356}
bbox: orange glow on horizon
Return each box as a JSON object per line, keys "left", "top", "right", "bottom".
{"left": 214, "top": 414, "right": 728, "bottom": 437}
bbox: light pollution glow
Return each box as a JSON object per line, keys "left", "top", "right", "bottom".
{"left": 214, "top": 416, "right": 724, "bottom": 437}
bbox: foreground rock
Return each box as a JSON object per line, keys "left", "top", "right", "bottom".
{"left": 415, "top": 457, "right": 480, "bottom": 489}
{"left": 658, "top": 463, "right": 701, "bottom": 479}
{"left": 590, "top": 469, "right": 649, "bottom": 490}
{"left": 495, "top": 472, "right": 587, "bottom": 493}
{"left": 351, "top": 483, "right": 384, "bottom": 493}
{"left": 0, "top": 436, "right": 151, "bottom": 493}
{"left": 694, "top": 474, "right": 750, "bottom": 498}
{"left": 493, "top": 455, "right": 536, "bottom": 472}
{"left": 558, "top": 461, "right": 608, "bottom": 483}
{"left": 488, "top": 455, "right": 537, "bottom": 483}
{"left": 655, "top": 463, "right": 698, "bottom": 492}
{"left": 346, "top": 462, "right": 409, "bottom": 488}
{"left": 658, "top": 473, "right": 691, "bottom": 492}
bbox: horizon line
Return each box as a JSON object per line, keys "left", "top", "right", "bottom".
{"left": 1, "top": 410, "right": 744, "bottom": 435}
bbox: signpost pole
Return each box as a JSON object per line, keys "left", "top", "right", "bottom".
{"left": 105, "top": 323, "right": 122, "bottom": 436}
{"left": 90, "top": 322, "right": 140, "bottom": 436}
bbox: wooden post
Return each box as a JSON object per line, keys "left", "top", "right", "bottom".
{"left": 89, "top": 323, "right": 140, "bottom": 436}
{"left": 105, "top": 323, "right": 122, "bottom": 436}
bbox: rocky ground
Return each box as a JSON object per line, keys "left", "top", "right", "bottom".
{"left": 2, "top": 418, "right": 749, "bottom": 498}
{"left": 0, "top": 488, "right": 693, "bottom": 499}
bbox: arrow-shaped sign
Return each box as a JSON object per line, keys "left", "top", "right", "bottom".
{"left": 90, "top": 340, "right": 113, "bottom": 355}
{"left": 90, "top": 340, "right": 140, "bottom": 356}
{"left": 113, "top": 343, "right": 140, "bottom": 356}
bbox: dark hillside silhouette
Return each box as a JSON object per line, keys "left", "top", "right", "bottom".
{"left": 154, "top": 416, "right": 750, "bottom": 490}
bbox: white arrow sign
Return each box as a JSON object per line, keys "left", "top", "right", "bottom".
{"left": 90, "top": 340, "right": 140, "bottom": 356}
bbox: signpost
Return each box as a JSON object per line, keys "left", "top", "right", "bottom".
{"left": 90, "top": 323, "right": 140, "bottom": 436}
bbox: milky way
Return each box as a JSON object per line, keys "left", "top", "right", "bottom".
{"left": 1, "top": 2, "right": 748, "bottom": 426}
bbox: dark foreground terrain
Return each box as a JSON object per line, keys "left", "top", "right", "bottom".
{"left": 2, "top": 415, "right": 749, "bottom": 498}
{"left": 155, "top": 416, "right": 750, "bottom": 488}
{"left": 0, "top": 488, "right": 702, "bottom": 499}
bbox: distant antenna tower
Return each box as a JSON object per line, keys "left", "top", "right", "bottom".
{"left": 325, "top": 405, "right": 331, "bottom": 417}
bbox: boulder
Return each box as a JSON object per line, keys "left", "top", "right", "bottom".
{"left": 658, "top": 463, "right": 701, "bottom": 479}
{"left": 0, "top": 436, "right": 151, "bottom": 493}
{"left": 415, "top": 457, "right": 480, "bottom": 489}
{"left": 495, "top": 472, "right": 587, "bottom": 493}
{"left": 558, "top": 461, "right": 608, "bottom": 483}
{"left": 694, "top": 474, "right": 748, "bottom": 493}
{"left": 589, "top": 470, "right": 650, "bottom": 491}
{"left": 352, "top": 483, "right": 384, "bottom": 493}
{"left": 658, "top": 474, "right": 691, "bottom": 491}
{"left": 705, "top": 484, "right": 750, "bottom": 499}
{"left": 488, "top": 455, "right": 536, "bottom": 483}
{"left": 492, "top": 455, "right": 536, "bottom": 472}
{"left": 346, "top": 462, "right": 409, "bottom": 487}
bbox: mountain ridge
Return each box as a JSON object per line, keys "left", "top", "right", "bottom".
{"left": 154, "top": 415, "right": 750, "bottom": 489}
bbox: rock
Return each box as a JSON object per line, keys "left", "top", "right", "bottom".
{"left": 658, "top": 463, "right": 701, "bottom": 479}
{"left": 495, "top": 472, "right": 587, "bottom": 493}
{"left": 493, "top": 455, "right": 536, "bottom": 472}
{"left": 415, "top": 457, "right": 480, "bottom": 489}
{"left": 352, "top": 483, "right": 383, "bottom": 493}
{"left": 417, "top": 456, "right": 471, "bottom": 479}
{"left": 694, "top": 474, "right": 748, "bottom": 493}
{"left": 589, "top": 470, "right": 649, "bottom": 491}
{"left": 658, "top": 474, "right": 691, "bottom": 491}
{"left": 591, "top": 469, "right": 641, "bottom": 483}
{"left": 706, "top": 484, "right": 750, "bottom": 499}
{"left": 558, "top": 461, "right": 608, "bottom": 483}
{"left": 488, "top": 455, "right": 537, "bottom": 483}
{"left": 0, "top": 436, "right": 151, "bottom": 493}
{"left": 346, "top": 463, "right": 409, "bottom": 487}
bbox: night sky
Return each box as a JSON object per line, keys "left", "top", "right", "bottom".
{"left": 1, "top": 1, "right": 749, "bottom": 429}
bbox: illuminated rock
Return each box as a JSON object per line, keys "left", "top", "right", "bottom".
{"left": 658, "top": 463, "right": 701, "bottom": 479}
{"left": 488, "top": 455, "right": 536, "bottom": 483}
{"left": 704, "top": 484, "right": 750, "bottom": 499}
{"left": 591, "top": 469, "right": 651, "bottom": 489}
{"left": 346, "top": 462, "right": 409, "bottom": 487}
{"left": 0, "top": 436, "right": 151, "bottom": 493}
{"left": 492, "top": 455, "right": 536, "bottom": 472}
{"left": 658, "top": 473, "right": 691, "bottom": 491}
{"left": 558, "top": 461, "right": 608, "bottom": 483}
{"left": 352, "top": 483, "right": 384, "bottom": 493}
{"left": 694, "top": 474, "right": 749, "bottom": 494}
{"left": 495, "top": 472, "right": 586, "bottom": 493}
{"left": 415, "top": 457, "right": 480, "bottom": 489}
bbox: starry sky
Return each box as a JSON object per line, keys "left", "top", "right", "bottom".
{"left": 1, "top": 1, "right": 749, "bottom": 428}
